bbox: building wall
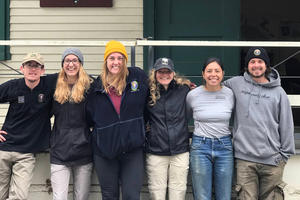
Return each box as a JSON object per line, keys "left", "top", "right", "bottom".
{"left": 27, "top": 153, "right": 300, "bottom": 200}
{"left": 0, "top": 0, "right": 144, "bottom": 125}
{"left": 1, "top": 1, "right": 300, "bottom": 199}
{"left": 2, "top": 0, "right": 143, "bottom": 76}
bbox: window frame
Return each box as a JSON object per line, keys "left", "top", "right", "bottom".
{"left": 0, "top": 0, "right": 10, "bottom": 60}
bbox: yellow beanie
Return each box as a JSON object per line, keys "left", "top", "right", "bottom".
{"left": 104, "top": 40, "right": 128, "bottom": 61}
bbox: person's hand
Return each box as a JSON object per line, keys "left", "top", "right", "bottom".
{"left": 0, "top": 130, "right": 7, "bottom": 142}
{"left": 190, "top": 82, "right": 197, "bottom": 89}
{"left": 145, "top": 123, "right": 151, "bottom": 133}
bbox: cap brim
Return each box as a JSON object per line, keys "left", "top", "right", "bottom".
{"left": 154, "top": 65, "right": 174, "bottom": 71}
{"left": 22, "top": 58, "right": 44, "bottom": 66}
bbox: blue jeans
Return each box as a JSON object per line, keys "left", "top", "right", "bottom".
{"left": 190, "top": 135, "right": 233, "bottom": 200}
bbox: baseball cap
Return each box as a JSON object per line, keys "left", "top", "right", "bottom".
{"left": 22, "top": 53, "right": 44, "bottom": 66}
{"left": 153, "top": 57, "right": 175, "bottom": 71}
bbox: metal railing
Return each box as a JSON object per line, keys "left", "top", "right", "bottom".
{"left": 1, "top": 39, "right": 300, "bottom": 151}
{"left": 1, "top": 39, "right": 300, "bottom": 107}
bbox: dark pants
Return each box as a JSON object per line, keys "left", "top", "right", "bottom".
{"left": 94, "top": 148, "right": 144, "bottom": 200}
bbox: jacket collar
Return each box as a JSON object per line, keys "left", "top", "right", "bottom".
{"left": 93, "top": 75, "right": 132, "bottom": 93}
{"left": 158, "top": 79, "right": 176, "bottom": 92}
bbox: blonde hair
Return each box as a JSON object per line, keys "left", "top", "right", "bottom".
{"left": 148, "top": 69, "right": 191, "bottom": 106}
{"left": 54, "top": 65, "right": 92, "bottom": 104}
{"left": 101, "top": 58, "right": 129, "bottom": 96}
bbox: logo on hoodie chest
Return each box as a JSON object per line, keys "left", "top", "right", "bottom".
{"left": 241, "top": 90, "right": 270, "bottom": 99}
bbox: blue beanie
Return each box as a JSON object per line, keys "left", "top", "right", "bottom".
{"left": 62, "top": 48, "right": 84, "bottom": 66}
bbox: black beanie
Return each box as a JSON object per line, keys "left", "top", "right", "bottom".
{"left": 245, "top": 47, "right": 270, "bottom": 67}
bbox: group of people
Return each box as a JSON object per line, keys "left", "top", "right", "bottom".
{"left": 0, "top": 40, "right": 295, "bottom": 200}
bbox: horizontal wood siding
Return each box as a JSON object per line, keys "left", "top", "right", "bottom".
{"left": 0, "top": 0, "right": 144, "bottom": 142}
{"left": 0, "top": 0, "right": 143, "bottom": 81}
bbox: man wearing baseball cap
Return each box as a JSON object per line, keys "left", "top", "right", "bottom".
{"left": 224, "top": 47, "right": 295, "bottom": 199}
{"left": 0, "top": 53, "right": 57, "bottom": 200}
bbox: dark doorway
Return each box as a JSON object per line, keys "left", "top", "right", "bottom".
{"left": 143, "top": 0, "right": 240, "bottom": 84}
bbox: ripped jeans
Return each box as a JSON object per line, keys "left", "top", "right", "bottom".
{"left": 235, "top": 159, "right": 286, "bottom": 200}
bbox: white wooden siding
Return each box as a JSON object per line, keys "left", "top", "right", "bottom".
{"left": 1, "top": 0, "right": 143, "bottom": 81}
{"left": 0, "top": 0, "right": 144, "bottom": 142}
{"left": 0, "top": 1, "right": 146, "bottom": 197}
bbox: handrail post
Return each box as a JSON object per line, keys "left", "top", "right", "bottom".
{"left": 148, "top": 45, "right": 154, "bottom": 69}
{"left": 130, "top": 46, "right": 135, "bottom": 67}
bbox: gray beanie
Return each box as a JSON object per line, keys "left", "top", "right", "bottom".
{"left": 61, "top": 48, "right": 84, "bottom": 66}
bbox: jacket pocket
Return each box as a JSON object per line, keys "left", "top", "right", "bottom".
{"left": 120, "top": 117, "right": 145, "bottom": 152}
{"left": 94, "top": 117, "right": 145, "bottom": 159}
{"left": 51, "top": 127, "right": 92, "bottom": 162}
{"left": 71, "top": 127, "right": 92, "bottom": 158}
{"left": 94, "top": 123, "right": 121, "bottom": 159}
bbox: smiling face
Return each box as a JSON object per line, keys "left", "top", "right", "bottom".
{"left": 155, "top": 68, "right": 174, "bottom": 89}
{"left": 106, "top": 52, "right": 125, "bottom": 75}
{"left": 63, "top": 54, "right": 81, "bottom": 79}
{"left": 20, "top": 61, "right": 45, "bottom": 84}
{"left": 247, "top": 58, "right": 267, "bottom": 79}
{"left": 202, "top": 61, "right": 224, "bottom": 88}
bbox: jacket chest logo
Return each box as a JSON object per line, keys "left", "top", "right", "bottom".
{"left": 131, "top": 81, "right": 139, "bottom": 92}
{"left": 38, "top": 94, "right": 45, "bottom": 103}
{"left": 18, "top": 96, "right": 25, "bottom": 103}
{"left": 17, "top": 94, "right": 46, "bottom": 104}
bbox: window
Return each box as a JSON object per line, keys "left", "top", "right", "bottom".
{"left": 40, "top": 0, "right": 112, "bottom": 7}
{"left": 0, "top": 0, "right": 10, "bottom": 60}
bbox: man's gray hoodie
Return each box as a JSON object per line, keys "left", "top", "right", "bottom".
{"left": 224, "top": 68, "right": 295, "bottom": 166}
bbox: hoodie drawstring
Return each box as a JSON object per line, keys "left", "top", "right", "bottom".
{"left": 256, "top": 85, "right": 262, "bottom": 104}
{"left": 246, "top": 83, "right": 254, "bottom": 117}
